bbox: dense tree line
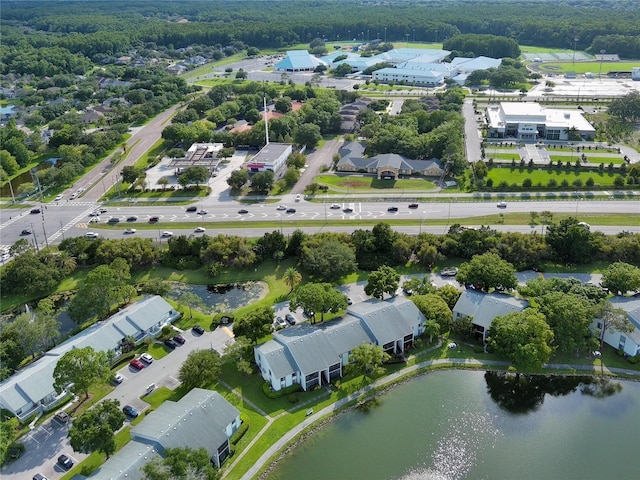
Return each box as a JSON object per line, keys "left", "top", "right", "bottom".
{"left": 443, "top": 34, "right": 520, "bottom": 59}
{"left": 2, "top": 1, "right": 639, "bottom": 61}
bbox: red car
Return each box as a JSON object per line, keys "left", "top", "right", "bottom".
{"left": 149, "top": 216, "right": 159, "bottom": 223}
{"left": 129, "top": 359, "right": 145, "bottom": 370}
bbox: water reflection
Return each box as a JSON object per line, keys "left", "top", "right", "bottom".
{"left": 485, "top": 371, "right": 623, "bottom": 414}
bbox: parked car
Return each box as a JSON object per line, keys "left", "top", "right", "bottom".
{"left": 347, "top": 296, "right": 353, "bottom": 305}
{"left": 123, "top": 228, "right": 136, "bottom": 234}
{"left": 408, "top": 203, "right": 419, "bottom": 209}
{"left": 140, "top": 353, "right": 154, "bottom": 364}
{"left": 122, "top": 405, "right": 139, "bottom": 418}
{"left": 85, "top": 232, "right": 99, "bottom": 238}
{"left": 440, "top": 267, "right": 459, "bottom": 277}
{"left": 57, "top": 454, "right": 73, "bottom": 470}
{"left": 30, "top": 208, "right": 41, "bottom": 214}
{"left": 330, "top": 203, "right": 341, "bottom": 209}
{"left": 274, "top": 316, "right": 287, "bottom": 330}
{"left": 54, "top": 411, "right": 69, "bottom": 424}
{"left": 33, "top": 473, "right": 48, "bottom": 480}
{"left": 496, "top": 201, "right": 507, "bottom": 208}
{"left": 127, "top": 216, "right": 138, "bottom": 222}
{"left": 164, "top": 338, "right": 179, "bottom": 349}
{"left": 387, "top": 206, "right": 399, "bottom": 212}
{"left": 192, "top": 325, "right": 205, "bottom": 335}
{"left": 129, "top": 359, "right": 145, "bottom": 370}
{"left": 284, "top": 313, "right": 297, "bottom": 325}
{"left": 113, "top": 373, "right": 124, "bottom": 384}
{"left": 194, "top": 227, "right": 206, "bottom": 233}
{"left": 149, "top": 216, "right": 159, "bottom": 223}
{"left": 186, "top": 206, "right": 197, "bottom": 212}
{"left": 161, "top": 231, "right": 173, "bottom": 237}
{"left": 286, "top": 208, "right": 296, "bottom": 213}
{"left": 238, "top": 209, "right": 249, "bottom": 214}
{"left": 173, "top": 334, "right": 186, "bottom": 345}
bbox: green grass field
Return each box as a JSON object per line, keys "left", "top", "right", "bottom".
{"left": 315, "top": 174, "right": 436, "bottom": 192}
{"left": 488, "top": 166, "right": 621, "bottom": 186}
{"left": 539, "top": 61, "right": 640, "bottom": 74}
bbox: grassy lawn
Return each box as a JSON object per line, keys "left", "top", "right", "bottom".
{"left": 487, "top": 166, "right": 621, "bottom": 186}
{"left": 489, "top": 152, "right": 521, "bottom": 160}
{"left": 539, "top": 61, "right": 640, "bottom": 74}
{"left": 133, "top": 138, "right": 165, "bottom": 170}
{"left": 314, "top": 174, "right": 436, "bottom": 192}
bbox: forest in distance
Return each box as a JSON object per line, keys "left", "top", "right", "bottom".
{"left": 2, "top": 0, "right": 640, "bottom": 59}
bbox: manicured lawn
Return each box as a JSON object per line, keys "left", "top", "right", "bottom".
{"left": 539, "top": 61, "right": 640, "bottom": 74}
{"left": 315, "top": 174, "right": 436, "bottom": 192}
{"left": 487, "top": 166, "right": 621, "bottom": 186}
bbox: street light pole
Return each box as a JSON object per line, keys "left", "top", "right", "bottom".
{"left": 384, "top": 27, "right": 387, "bottom": 43}
{"left": 598, "top": 49, "right": 606, "bottom": 79}
{"left": 572, "top": 37, "right": 579, "bottom": 64}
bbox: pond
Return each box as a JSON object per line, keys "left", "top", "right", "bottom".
{"left": 166, "top": 281, "right": 268, "bottom": 315}
{"left": 266, "top": 370, "right": 640, "bottom": 480}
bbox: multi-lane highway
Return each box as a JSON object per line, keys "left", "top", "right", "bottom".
{"left": 2, "top": 197, "right": 639, "bottom": 251}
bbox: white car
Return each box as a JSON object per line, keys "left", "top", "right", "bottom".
{"left": 85, "top": 232, "right": 99, "bottom": 238}
{"left": 54, "top": 194, "right": 63, "bottom": 201}
{"left": 89, "top": 216, "right": 100, "bottom": 223}
{"left": 194, "top": 227, "right": 206, "bottom": 233}
{"left": 277, "top": 205, "right": 287, "bottom": 210}
{"left": 295, "top": 194, "right": 302, "bottom": 202}
{"left": 330, "top": 204, "right": 341, "bottom": 209}
{"left": 497, "top": 201, "right": 507, "bottom": 208}
{"left": 161, "top": 231, "right": 173, "bottom": 238}
{"left": 140, "top": 353, "right": 154, "bottom": 364}
{"left": 113, "top": 373, "right": 124, "bottom": 384}
{"left": 70, "top": 193, "right": 78, "bottom": 199}
{"left": 124, "top": 228, "right": 136, "bottom": 234}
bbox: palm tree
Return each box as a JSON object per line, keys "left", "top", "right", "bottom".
{"left": 425, "top": 320, "right": 440, "bottom": 344}
{"left": 283, "top": 267, "right": 302, "bottom": 293}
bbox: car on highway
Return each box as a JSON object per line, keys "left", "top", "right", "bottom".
{"left": 197, "top": 210, "right": 208, "bottom": 215}
{"left": 295, "top": 194, "right": 302, "bottom": 201}
{"left": 89, "top": 211, "right": 100, "bottom": 217}
{"left": 285, "top": 313, "right": 297, "bottom": 325}
{"left": 70, "top": 193, "right": 78, "bottom": 199}
{"left": 127, "top": 216, "right": 138, "bottom": 222}
{"left": 330, "top": 204, "right": 341, "bottom": 209}
{"left": 173, "top": 334, "right": 186, "bottom": 345}
{"left": 286, "top": 208, "right": 296, "bottom": 213}
{"left": 440, "top": 267, "right": 459, "bottom": 277}
{"left": 30, "top": 208, "right": 41, "bottom": 214}
{"left": 387, "top": 206, "right": 399, "bottom": 212}
{"left": 85, "top": 232, "right": 99, "bottom": 238}
{"left": 122, "top": 405, "right": 139, "bottom": 418}
{"left": 164, "top": 338, "right": 179, "bottom": 349}
{"left": 343, "top": 207, "right": 353, "bottom": 213}
{"left": 129, "top": 358, "right": 145, "bottom": 370}
{"left": 98, "top": 207, "right": 108, "bottom": 213}
{"left": 89, "top": 217, "right": 100, "bottom": 223}
{"left": 194, "top": 227, "right": 206, "bottom": 233}
{"left": 107, "top": 217, "right": 120, "bottom": 224}
{"left": 123, "top": 228, "right": 136, "bottom": 234}
{"left": 140, "top": 353, "right": 154, "bottom": 364}
{"left": 192, "top": 325, "right": 205, "bottom": 335}
{"left": 54, "top": 194, "right": 63, "bottom": 201}
{"left": 408, "top": 203, "right": 419, "bottom": 209}
{"left": 57, "top": 454, "right": 74, "bottom": 470}
{"left": 497, "top": 201, "right": 507, "bottom": 208}
{"left": 238, "top": 209, "right": 249, "bottom": 214}
{"left": 149, "top": 216, "right": 159, "bottom": 222}
{"left": 21, "top": 229, "right": 32, "bottom": 235}
{"left": 186, "top": 206, "right": 197, "bottom": 212}
{"left": 277, "top": 204, "right": 287, "bottom": 210}
{"left": 161, "top": 231, "right": 173, "bottom": 237}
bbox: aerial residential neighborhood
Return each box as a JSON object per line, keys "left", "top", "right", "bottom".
{"left": 1, "top": 0, "right": 640, "bottom": 479}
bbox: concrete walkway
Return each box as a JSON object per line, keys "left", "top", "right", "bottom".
{"left": 237, "top": 354, "right": 639, "bottom": 480}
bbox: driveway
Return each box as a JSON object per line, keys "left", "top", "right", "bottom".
{"left": 290, "top": 138, "right": 343, "bottom": 196}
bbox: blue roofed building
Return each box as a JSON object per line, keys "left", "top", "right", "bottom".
{"left": 0, "top": 296, "right": 180, "bottom": 420}
{"left": 274, "top": 50, "right": 328, "bottom": 72}
{"left": 255, "top": 297, "right": 427, "bottom": 392}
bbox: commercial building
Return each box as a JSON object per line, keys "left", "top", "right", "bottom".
{"left": 274, "top": 50, "right": 328, "bottom": 72}
{"left": 0, "top": 296, "right": 179, "bottom": 420}
{"left": 255, "top": 297, "right": 426, "bottom": 392}
{"left": 246, "top": 142, "right": 292, "bottom": 174}
{"left": 485, "top": 102, "right": 596, "bottom": 141}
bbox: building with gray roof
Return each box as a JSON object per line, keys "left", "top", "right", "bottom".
{"left": 255, "top": 297, "right": 426, "bottom": 392}
{"left": 452, "top": 291, "right": 529, "bottom": 341}
{"left": 591, "top": 296, "right": 640, "bottom": 357}
{"left": 246, "top": 142, "right": 292, "bottom": 174}
{"left": 81, "top": 389, "right": 240, "bottom": 479}
{"left": 0, "top": 296, "right": 179, "bottom": 420}
{"left": 336, "top": 141, "right": 443, "bottom": 179}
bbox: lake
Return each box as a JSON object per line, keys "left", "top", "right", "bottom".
{"left": 266, "top": 370, "right": 640, "bottom": 480}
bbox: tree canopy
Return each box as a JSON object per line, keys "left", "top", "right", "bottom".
{"left": 364, "top": 265, "right": 400, "bottom": 300}
{"left": 68, "top": 399, "right": 125, "bottom": 458}
{"left": 53, "top": 346, "right": 110, "bottom": 399}
{"left": 178, "top": 349, "right": 222, "bottom": 390}
{"left": 290, "top": 282, "right": 348, "bottom": 322}
{"left": 142, "top": 446, "right": 220, "bottom": 480}
{"left": 456, "top": 252, "right": 518, "bottom": 292}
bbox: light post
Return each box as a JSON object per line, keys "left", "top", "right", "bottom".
{"left": 412, "top": 28, "right": 415, "bottom": 43}
{"left": 572, "top": 37, "right": 579, "bottom": 64}
{"left": 384, "top": 27, "right": 387, "bottom": 43}
{"left": 598, "top": 49, "right": 606, "bottom": 79}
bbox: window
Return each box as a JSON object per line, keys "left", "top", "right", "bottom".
{"left": 597, "top": 322, "right": 603, "bottom": 329}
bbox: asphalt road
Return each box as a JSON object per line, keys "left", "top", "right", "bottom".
{"left": 2, "top": 198, "right": 639, "bottom": 251}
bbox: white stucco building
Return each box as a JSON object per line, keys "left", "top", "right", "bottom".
{"left": 246, "top": 142, "right": 292, "bottom": 174}
{"left": 485, "top": 102, "right": 595, "bottom": 141}
{"left": 592, "top": 297, "right": 640, "bottom": 357}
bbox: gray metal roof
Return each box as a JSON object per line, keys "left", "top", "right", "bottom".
{"left": 608, "top": 296, "right": 640, "bottom": 345}
{"left": 255, "top": 341, "right": 298, "bottom": 380}
{"left": 348, "top": 297, "right": 423, "bottom": 346}
{"left": 276, "top": 327, "right": 341, "bottom": 375}
{"left": 250, "top": 142, "right": 292, "bottom": 163}
{"left": 83, "top": 442, "right": 159, "bottom": 479}
{"left": 453, "top": 291, "right": 528, "bottom": 330}
{"left": 132, "top": 389, "right": 238, "bottom": 457}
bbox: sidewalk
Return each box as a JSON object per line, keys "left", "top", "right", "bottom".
{"left": 239, "top": 355, "right": 639, "bottom": 480}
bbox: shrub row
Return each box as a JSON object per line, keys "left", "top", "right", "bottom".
{"left": 262, "top": 381, "right": 302, "bottom": 399}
